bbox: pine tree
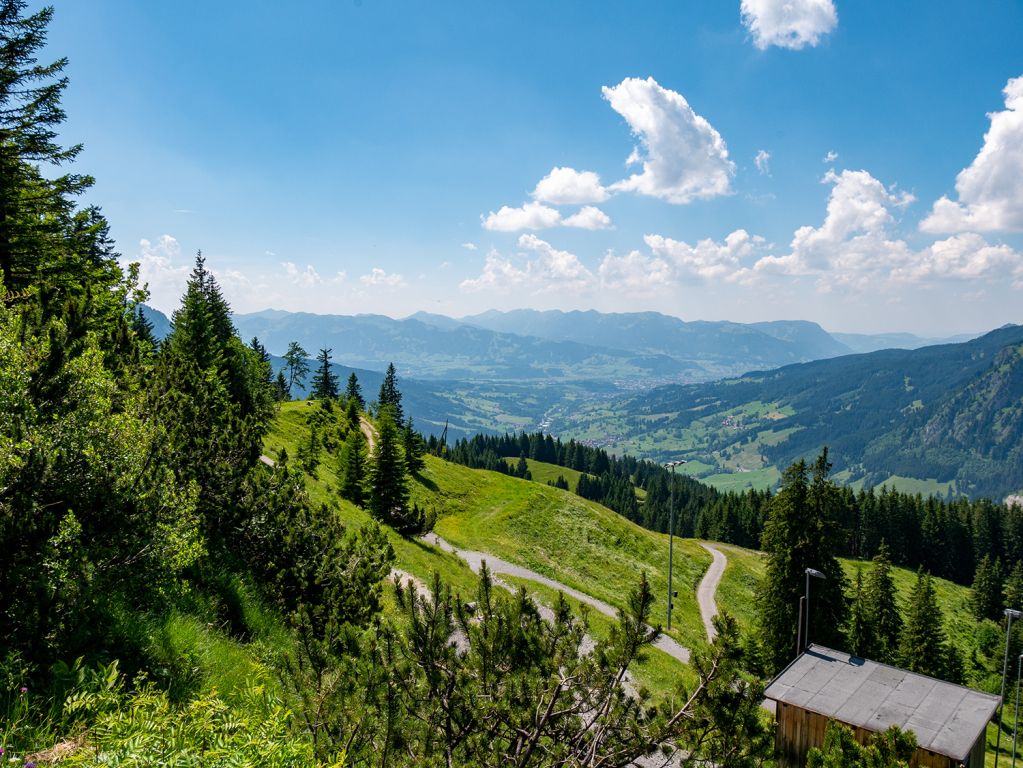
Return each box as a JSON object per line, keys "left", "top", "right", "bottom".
{"left": 865, "top": 542, "right": 903, "bottom": 663}
{"left": 310, "top": 347, "right": 339, "bottom": 400}
{"left": 757, "top": 450, "right": 849, "bottom": 671}
{"left": 378, "top": 362, "right": 404, "bottom": 422}
{"left": 283, "top": 341, "right": 310, "bottom": 397}
{"left": 338, "top": 428, "right": 367, "bottom": 506}
{"left": 345, "top": 372, "right": 365, "bottom": 410}
{"left": 970, "top": 554, "right": 1005, "bottom": 621}
{"left": 274, "top": 370, "right": 290, "bottom": 401}
{"left": 899, "top": 570, "right": 947, "bottom": 678}
{"left": 403, "top": 418, "right": 425, "bottom": 474}
{"left": 369, "top": 410, "right": 410, "bottom": 528}
{"left": 0, "top": 1, "right": 94, "bottom": 293}
{"left": 1005, "top": 561, "right": 1023, "bottom": 612}
{"left": 847, "top": 568, "right": 877, "bottom": 659}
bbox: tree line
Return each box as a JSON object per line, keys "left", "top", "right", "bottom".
{"left": 448, "top": 430, "right": 1023, "bottom": 592}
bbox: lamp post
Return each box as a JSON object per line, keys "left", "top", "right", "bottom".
{"left": 664, "top": 459, "right": 687, "bottom": 630}
{"left": 1013, "top": 653, "right": 1023, "bottom": 768}
{"left": 997, "top": 607, "right": 1023, "bottom": 768}
{"left": 797, "top": 568, "right": 826, "bottom": 654}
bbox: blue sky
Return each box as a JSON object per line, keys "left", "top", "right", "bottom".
{"left": 42, "top": 0, "right": 1023, "bottom": 334}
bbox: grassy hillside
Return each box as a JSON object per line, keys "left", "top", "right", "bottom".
{"left": 267, "top": 402, "right": 721, "bottom": 653}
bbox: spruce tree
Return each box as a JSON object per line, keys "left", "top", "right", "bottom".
{"left": 369, "top": 410, "right": 410, "bottom": 528}
{"left": 378, "top": 362, "right": 404, "bottom": 422}
{"left": 274, "top": 369, "right": 290, "bottom": 401}
{"left": 310, "top": 347, "right": 339, "bottom": 400}
{"left": 847, "top": 568, "right": 878, "bottom": 659}
{"left": 899, "top": 570, "right": 947, "bottom": 678}
{"left": 970, "top": 554, "right": 1005, "bottom": 621}
{"left": 403, "top": 417, "right": 425, "bottom": 474}
{"left": 865, "top": 542, "right": 903, "bottom": 663}
{"left": 338, "top": 428, "right": 367, "bottom": 506}
{"left": 345, "top": 371, "right": 365, "bottom": 409}
{"left": 0, "top": 1, "right": 93, "bottom": 293}
{"left": 1005, "top": 561, "right": 1023, "bottom": 612}
{"left": 757, "top": 450, "right": 849, "bottom": 672}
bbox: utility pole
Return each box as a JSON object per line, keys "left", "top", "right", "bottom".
{"left": 998, "top": 608, "right": 1023, "bottom": 768}
{"left": 665, "top": 459, "right": 687, "bottom": 630}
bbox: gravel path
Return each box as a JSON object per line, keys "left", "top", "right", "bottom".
{"left": 422, "top": 533, "right": 691, "bottom": 664}
{"left": 360, "top": 416, "right": 376, "bottom": 454}
{"left": 696, "top": 543, "right": 726, "bottom": 642}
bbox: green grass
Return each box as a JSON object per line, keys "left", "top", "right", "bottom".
{"left": 701, "top": 467, "right": 780, "bottom": 492}
{"left": 503, "top": 457, "right": 593, "bottom": 491}
{"left": 876, "top": 474, "right": 957, "bottom": 497}
{"left": 412, "top": 456, "right": 713, "bottom": 653}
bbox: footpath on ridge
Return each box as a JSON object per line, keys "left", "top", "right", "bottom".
{"left": 423, "top": 532, "right": 692, "bottom": 664}
{"left": 696, "top": 543, "right": 726, "bottom": 642}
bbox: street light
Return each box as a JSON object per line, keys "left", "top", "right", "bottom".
{"left": 797, "top": 567, "right": 826, "bottom": 655}
{"left": 1012, "top": 653, "right": 1023, "bottom": 768}
{"left": 997, "top": 608, "right": 1023, "bottom": 768}
{"left": 664, "top": 459, "right": 687, "bottom": 631}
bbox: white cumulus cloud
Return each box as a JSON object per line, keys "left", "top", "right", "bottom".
{"left": 740, "top": 0, "right": 838, "bottom": 50}
{"left": 646, "top": 229, "right": 765, "bottom": 282}
{"left": 532, "top": 167, "right": 610, "bottom": 205}
{"left": 460, "top": 236, "right": 595, "bottom": 295}
{"left": 562, "top": 206, "right": 613, "bottom": 230}
{"left": 823, "top": 150, "right": 839, "bottom": 163}
{"left": 481, "top": 201, "right": 562, "bottom": 231}
{"left": 127, "top": 235, "right": 189, "bottom": 312}
{"left": 597, "top": 250, "right": 674, "bottom": 293}
{"left": 921, "top": 75, "right": 1023, "bottom": 233}
{"left": 602, "top": 77, "right": 735, "bottom": 204}
{"left": 752, "top": 168, "right": 1021, "bottom": 289}
{"left": 754, "top": 149, "right": 771, "bottom": 175}
{"left": 360, "top": 268, "right": 405, "bottom": 287}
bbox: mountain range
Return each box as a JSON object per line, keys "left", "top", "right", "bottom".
{"left": 141, "top": 304, "right": 1019, "bottom": 498}
{"left": 557, "top": 325, "right": 1023, "bottom": 500}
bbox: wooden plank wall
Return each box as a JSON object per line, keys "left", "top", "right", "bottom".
{"left": 774, "top": 702, "right": 956, "bottom": 768}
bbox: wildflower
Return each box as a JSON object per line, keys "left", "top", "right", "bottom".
{"left": 18, "top": 686, "right": 26, "bottom": 694}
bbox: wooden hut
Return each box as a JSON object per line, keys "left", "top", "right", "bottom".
{"left": 764, "top": 645, "right": 999, "bottom": 768}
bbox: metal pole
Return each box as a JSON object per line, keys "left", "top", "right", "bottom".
{"left": 796, "top": 596, "right": 805, "bottom": 658}
{"left": 1013, "top": 653, "right": 1022, "bottom": 768}
{"left": 668, "top": 462, "right": 675, "bottom": 630}
{"left": 998, "top": 609, "right": 1021, "bottom": 768}
{"left": 805, "top": 570, "right": 811, "bottom": 651}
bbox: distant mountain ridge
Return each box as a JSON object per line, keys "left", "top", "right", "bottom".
{"left": 558, "top": 324, "right": 1023, "bottom": 500}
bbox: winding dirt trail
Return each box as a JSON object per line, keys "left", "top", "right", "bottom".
{"left": 360, "top": 416, "right": 376, "bottom": 454}
{"left": 422, "top": 532, "right": 691, "bottom": 664}
{"left": 696, "top": 544, "right": 727, "bottom": 642}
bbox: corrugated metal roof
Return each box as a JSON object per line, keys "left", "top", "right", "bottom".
{"left": 764, "top": 645, "right": 1000, "bottom": 760}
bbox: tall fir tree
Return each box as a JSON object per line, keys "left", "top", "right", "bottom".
{"left": 0, "top": 1, "right": 95, "bottom": 294}
{"left": 378, "top": 362, "right": 404, "bottom": 422}
{"left": 369, "top": 410, "right": 409, "bottom": 527}
{"left": 338, "top": 428, "right": 368, "bottom": 507}
{"left": 1005, "top": 561, "right": 1023, "bottom": 612}
{"left": 310, "top": 347, "right": 339, "bottom": 400}
{"left": 847, "top": 568, "right": 878, "bottom": 659}
{"left": 899, "top": 570, "right": 948, "bottom": 679}
{"left": 345, "top": 371, "right": 365, "bottom": 410}
{"left": 970, "top": 554, "right": 1005, "bottom": 621}
{"left": 865, "top": 542, "right": 903, "bottom": 663}
{"left": 403, "top": 417, "right": 426, "bottom": 474}
{"left": 757, "top": 450, "right": 849, "bottom": 672}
